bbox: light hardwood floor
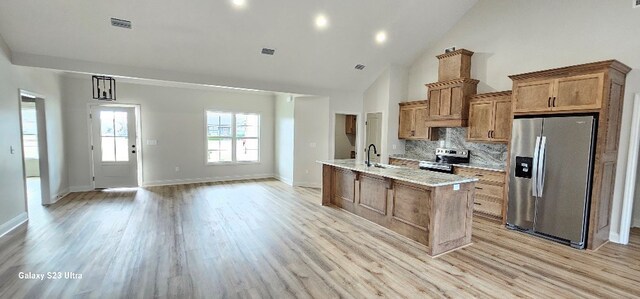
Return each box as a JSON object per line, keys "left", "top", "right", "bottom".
{"left": 1, "top": 179, "right": 639, "bottom": 298}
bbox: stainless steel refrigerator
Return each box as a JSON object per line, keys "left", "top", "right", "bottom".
{"left": 507, "top": 115, "right": 596, "bottom": 249}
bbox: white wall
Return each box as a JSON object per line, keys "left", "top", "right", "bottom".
{"left": 0, "top": 34, "right": 68, "bottom": 235}
{"left": 275, "top": 94, "right": 295, "bottom": 185}
{"left": 363, "top": 68, "right": 391, "bottom": 162}
{"left": 405, "top": 0, "right": 640, "bottom": 241}
{"left": 362, "top": 65, "right": 409, "bottom": 163}
{"left": 62, "top": 76, "right": 276, "bottom": 189}
{"left": 293, "top": 96, "right": 330, "bottom": 188}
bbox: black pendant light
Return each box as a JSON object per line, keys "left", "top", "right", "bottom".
{"left": 92, "top": 75, "right": 116, "bottom": 101}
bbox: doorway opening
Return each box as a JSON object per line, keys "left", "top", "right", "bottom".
{"left": 334, "top": 114, "right": 358, "bottom": 159}
{"left": 365, "top": 112, "right": 382, "bottom": 164}
{"left": 19, "top": 91, "right": 51, "bottom": 214}
{"left": 89, "top": 104, "right": 142, "bottom": 189}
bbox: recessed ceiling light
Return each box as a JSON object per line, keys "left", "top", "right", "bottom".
{"left": 315, "top": 14, "right": 328, "bottom": 29}
{"left": 232, "top": 0, "right": 246, "bottom": 8}
{"left": 375, "top": 31, "right": 387, "bottom": 44}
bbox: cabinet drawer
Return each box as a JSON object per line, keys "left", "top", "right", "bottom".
{"left": 474, "top": 183, "right": 503, "bottom": 198}
{"left": 454, "top": 167, "right": 505, "bottom": 185}
{"left": 473, "top": 195, "right": 502, "bottom": 218}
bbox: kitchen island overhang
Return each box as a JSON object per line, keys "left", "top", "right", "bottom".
{"left": 319, "top": 160, "right": 478, "bottom": 257}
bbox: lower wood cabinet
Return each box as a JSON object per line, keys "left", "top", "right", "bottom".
{"left": 322, "top": 164, "right": 474, "bottom": 256}
{"left": 453, "top": 167, "right": 506, "bottom": 222}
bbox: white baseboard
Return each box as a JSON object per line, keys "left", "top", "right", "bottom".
{"left": 274, "top": 175, "right": 293, "bottom": 186}
{"left": 69, "top": 186, "right": 93, "bottom": 192}
{"left": 143, "top": 173, "right": 276, "bottom": 187}
{"left": 293, "top": 181, "right": 321, "bottom": 188}
{"left": 609, "top": 231, "right": 621, "bottom": 244}
{"left": 48, "top": 187, "right": 70, "bottom": 204}
{"left": 0, "top": 212, "right": 28, "bottom": 239}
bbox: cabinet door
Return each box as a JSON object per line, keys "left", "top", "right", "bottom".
{"left": 438, "top": 88, "right": 452, "bottom": 116}
{"left": 413, "top": 107, "right": 430, "bottom": 139}
{"left": 513, "top": 80, "right": 554, "bottom": 113}
{"left": 428, "top": 89, "right": 441, "bottom": 117}
{"left": 492, "top": 99, "right": 512, "bottom": 142}
{"left": 467, "top": 101, "right": 493, "bottom": 141}
{"left": 345, "top": 115, "right": 356, "bottom": 134}
{"left": 553, "top": 73, "right": 604, "bottom": 111}
{"left": 398, "top": 107, "right": 415, "bottom": 139}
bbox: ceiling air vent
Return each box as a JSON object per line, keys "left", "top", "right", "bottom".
{"left": 261, "top": 48, "right": 275, "bottom": 55}
{"left": 354, "top": 64, "right": 366, "bottom": 70}
{"left": 111, "top": 18, "right": 132, "bottom": 29}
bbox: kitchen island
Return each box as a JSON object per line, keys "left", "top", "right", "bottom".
{"left": 319, "top": 160, "right": 478, "bottom": 256}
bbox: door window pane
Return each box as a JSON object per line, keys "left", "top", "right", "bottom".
{"left": 114, "top": 112, "right": 128, "bottom": 137}
{"left": 100, "top": 111, "right": 115, "bottom": 136}
{"left": 102, "top": 137, "right": 115, "bottom": 162}
{"left": 100, "top": 110, "right": 130, "bottom": 162}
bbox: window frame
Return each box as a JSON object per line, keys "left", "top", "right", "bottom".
{"left": 205, "top": 110, "right": 261, "bottom": 165}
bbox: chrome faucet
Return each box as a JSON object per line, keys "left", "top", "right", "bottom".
{"left": 366, "top": 144, "right": 378, "bottom": 167}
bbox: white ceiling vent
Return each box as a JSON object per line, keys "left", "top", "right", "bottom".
{"left": 354, "top": 64, "right": 366, "bottom": 70}
{"left": 261, "top": 48, "right": 275, "bottom": 55}
{"left": 111, "top": 18, "right": 132, "bottom": 29}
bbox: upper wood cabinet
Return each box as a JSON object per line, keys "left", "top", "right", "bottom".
{"left": 398, "top": 101, "right": 435, "bottom": 140}
{"left": 467, "top": 91, "right": 512, "bottom": 143}
{"left": 508, "top": 60, "right": 631, "bottom": 250}
{"left": 425, "top": 78, "right": 479, "bottom": 127}
{"left": 345, "top": 115, "right": 357, "bottom": 135}
{"left": 512, "top": 72, "right": 605, "bottom": 114}
{"left": 436, "top": 49, "right": 473, "bottom": 81}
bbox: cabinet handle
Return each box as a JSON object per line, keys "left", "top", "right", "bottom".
{"left": 475, "top": 187, "right": 483, "bottom": 190}
{"left": 553, "top": 97, "right": 557, "bottom": 107}
{"left": 548, "top": 97, "right": 552, "bottom": 107}
{"left": 474, "top": 202, "right": 482, "bottom": 205}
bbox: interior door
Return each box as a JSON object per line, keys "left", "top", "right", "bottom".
{"left": 534, "top": 116, "right": 595, "bottom": 245}
{"left": 91, "top": 106, "right": 138, "bottom": 188}
{"left": 365, "top": 112, "right": 382, "bottom": 163}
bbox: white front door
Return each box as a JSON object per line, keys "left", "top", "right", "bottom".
{"left": 91, "top": 106, "right": 138, "bottom": 188}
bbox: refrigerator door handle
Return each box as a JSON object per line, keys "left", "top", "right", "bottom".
{"left": 538, "top": 136, "right": 547, "bottom": 196}
{"left": 531, "top": 136, "right": 541, "bottom": 197}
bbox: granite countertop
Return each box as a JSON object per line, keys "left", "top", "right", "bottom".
{"left": 318, "top": 159, "right": 478, "bottom": 188}
{"left": 390, "top": 155, "right": 506, "bottom": 173}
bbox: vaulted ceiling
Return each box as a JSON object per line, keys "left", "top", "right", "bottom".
{"left": 0, "top": 0, "right": 477, "bottom": 93}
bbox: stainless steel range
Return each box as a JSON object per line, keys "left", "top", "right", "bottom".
{"left": 419, "top": 148, "right": 470, "bottom": 173}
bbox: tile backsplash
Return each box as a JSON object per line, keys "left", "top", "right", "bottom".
{"left": 404, "top": 128, "right": 508, "bottom": 167}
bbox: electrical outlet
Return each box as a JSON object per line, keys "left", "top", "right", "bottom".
{"left": 392, "top": 144, "right": 397, "bottom": 150}
{"left": 147, "top": 139, "right": 158, "bottom": 146}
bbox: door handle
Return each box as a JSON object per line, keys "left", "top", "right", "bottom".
{"left": 538, "top": 136, "right": 547, "bottom": 196}
{"left": 531, "top": 136, "right": 541, "bottom": 197}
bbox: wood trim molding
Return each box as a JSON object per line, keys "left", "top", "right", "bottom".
{"left": 399, "top": 100, "right": 429, "bottom": 106}
{"left": 509, "top": 60, "right": 631, "bottom": 81}
{"left": 470, "top": 90, "right": 513, "bottom": 100}
{"left": 425, "top": 78, "right": 480, "bottom": 88}
{"left": 436, "top": 49, "right": 474, "bottom": 60}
